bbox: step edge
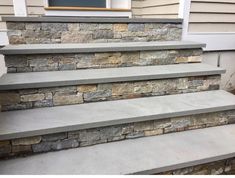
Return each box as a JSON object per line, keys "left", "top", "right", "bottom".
{"left": 2, "top": 16, "right": 183, "bottom": 23}
{"left": 0, "top": 42, "right": 206, "bottom": 55}
{"left": 134, "top": 152, "right": 235, "bottom": 175}
{"left": 0, "top": 67, "right": 225, "bottom": 91}
{"left": 1, "top": 104, "right": 234, "bottom": 141}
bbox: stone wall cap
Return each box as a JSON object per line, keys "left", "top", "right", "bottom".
{"left": 0, "top": 90, "right": 234, "bottom": 141}
{"left": 0, "top": 124, "right": 235, "bottom": 174}
{"left": 0, "top": 41, "right": 206, "bottom": 55}
{"left": 2, "top": 16, "right": 183, "bottom": 23}
{"left": 0, "top": 63, "right": 225, "bottom": 90}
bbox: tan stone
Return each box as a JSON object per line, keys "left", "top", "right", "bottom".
{"left": 0, "top": 141, "right": 10, "bottom": 146}
{"left": 12, "top": 136, "right": 42, "bottom": 146}
{"left": 53, "top": 93, "right": 83, "bottom": 106}
{"left": 77, "top": 85, "right": 97, "bottom": 93}
{"left": 12, "top": 145, "right": 32, "bottom": 153}
{"left": 0, "top": 92, "right": 20, "bottom": 105}
{"left": 175, "top": 56, "right": 202, "bottom": 63}
{"left": 134, "top": 121, "right": 154, "bottom": 132}
{"left": 112, "top": 83, "right": 134, "bottom": 96}
{"left": 21, "top": 94, "right": 45, "bottom": 102}
{"left": 45, "top": 93, "right": 53, "bottom": 100}
{"left": 94, "top": 53, "right": 122, "bottom": 66}
{"left": 144, "top": 129, "right": 163, "bottom": 136}
{"left": 113, "top": 24, "right": 128, "bottom": 32}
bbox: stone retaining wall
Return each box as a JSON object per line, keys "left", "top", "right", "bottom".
{"left": 5, "top": 49, "right": 202, "bottom": 73}
{"left": 0, "top": 75, "right": 220, "bottom": 111}
{"left": 0, "top": 110, "right": 234, "bottom": 159}
{"left": 157, "top": 157, "right": 235, "bottom": 175}
{"left": 6, "top": 22, "right": 182, "bottom": 44}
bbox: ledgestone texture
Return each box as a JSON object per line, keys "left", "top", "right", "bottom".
{"left": 6, "top": 22, "right": 182, "bottom": 44}
{"left": 5, "top": 49, "right": 202, "bottom": 73}
{"left": 0, "top": 75, "right": 221, "bottom": 111}
{"left": 157, "top": 157, "right": 235, "bottom": 175}
{"left": 0, "top": 110, "right": 234, "bottom": 159}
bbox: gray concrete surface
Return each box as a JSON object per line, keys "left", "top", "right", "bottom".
{"left": 0, "top": 124, "right": 235, "bottom": 174}
{"left": 0, "top": 90, "right": 234, "bottom": 140}
{"left": 2, "top": 16, "right": 183, "bottom": 23}
{"left": 0, "top": 41, "right": 206, "bottom": 55}
{"left": 0, "top": 63, "right": 225, "bottom": 90}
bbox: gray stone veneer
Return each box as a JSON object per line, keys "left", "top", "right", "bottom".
{"left": 157, "top": 157, "right": 235, "bottom": 175}
{"left": 6, "top": 22, "right": 182, "bottom": 44}
{"left": 0, "top": 110, "right": 234, "bottom": 159}
{"left": 0, "top": 75, "right": 220, "bottom": 111}
{"left": 5, "top": 49, "right": 202, "bottom": 73}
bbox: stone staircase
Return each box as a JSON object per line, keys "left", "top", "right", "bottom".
{"left": 0, "top": 17, "right": 235, "bottom": 175}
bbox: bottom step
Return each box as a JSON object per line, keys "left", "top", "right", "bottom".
{"left": 0, "top": 125, "right": 235, "bottom": 175}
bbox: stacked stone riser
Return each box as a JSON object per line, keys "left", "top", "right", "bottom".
{"left": 5, "top": 49, "right": 202, "bottom": 73}
{"left": 157, "top": 157, "right": 235, "bottom": 175}
{"left": 6, "top": 22, "right": 182, "bottom": 44}
{"left": 0, "top": 110, "right": 234, "bottom": 159}
{"left": 0, "top": 75, "right": 220, "bottom": 111}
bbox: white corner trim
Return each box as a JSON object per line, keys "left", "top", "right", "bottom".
{"left": 13, "top": 0, "right": 27, "bottom": 16}
{"left": 0, "top": 32, "right": 9, "bottom": 46}
{"left": 181, "top": 0, "right": 191, "bottom": 40}
{"left": 178, "top": 0, "right": 185, "bottom": 19}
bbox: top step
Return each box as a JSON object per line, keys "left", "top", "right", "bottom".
{"left": 2, "top": 17, "right": 183, "bottom": 23}
{"left": 3, "top": 17, "right": 183, "bottom": 44}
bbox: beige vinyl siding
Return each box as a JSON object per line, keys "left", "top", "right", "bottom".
{"left": 0, "top": 0, "right": 14, "bottom": 31}
{"left": 132, "top": 0, "right": 180, "bottom": 18}
{"left": 26, "top": 0, "right": 45, "bottom": 16}
{"left": 189, "top": 0, "right": 235, "bottom": 32}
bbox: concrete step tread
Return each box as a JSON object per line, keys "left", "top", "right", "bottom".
{"left": 0, "top": 63, "right": 225, "bottom": 90}
{"left": 0, "top": 90, "right": 234, "bottom": 140}
{"left": 2, "top": 16, "right": 183, "bottom": 23}
{"left": 0, "top": 124, "right": 235, "bottom": 174}
{"left": 0, "top": 41, "right": 206, "bottom": 55}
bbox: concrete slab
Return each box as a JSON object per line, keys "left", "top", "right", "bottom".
{"left": 0, "top": 63, "right": 225, "bottom": 90}
{"left": 0, "top": 90, "right": 234, "bottom": 140}
{"left": 2, "top": 16, "right": 183, "bottom": 23}
{"left": 0, "top": 125, "right": 235, "bottom": 174}
{"left": 0, "top": 41, "right": 206, "bottom": 55}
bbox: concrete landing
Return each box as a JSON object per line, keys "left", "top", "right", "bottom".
{"left": 0, "top": 41, "right": 205, "bottom": 55}
{"left": 0, "top": 125, "right": 235, "bottom": 174}
{"left": 0, "top": 90, "right": 235, "bottom": 140}
{"left": 0, "top": 63, "right": 225, "bottom": 90}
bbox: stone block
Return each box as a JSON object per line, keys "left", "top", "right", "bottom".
{"left": 134, "top": 121, "right": 154, "bottom": 132}
{"left": 113, "top": 24, "right": 128, "bottom": 32}
{"left": 52, "top": 139, "right": 79, "bottom": 150}
{"left": 128, "top": 24, "right": 145, "bottom": 32}
{"left": 12, "top": 145, "right": 32, "bottom": 154}
{"left": 0, "top": 92, "right": 20, "bottom": 105}
{"left": 12, "top": 136, "right": 42, "bottom": 146}
{"left": 53, "top": 93, "right": 83, "bottom": 106}
{"left": 42, "top": 133, "right": 67, "bottom": 142}
{"left": 144, "top": 129, "right": 163, "bottom": 136}
{"left": 126, "top": 132, "right": 144, "bottom": 139}
{"left": 21, "top": 94, "right": 45, "bottom": 102}
{"left": 77, "top": 85, "right": 97, "bottom": 93}
{"left": 84, "top": 90, "right": 112, "bottom": 102}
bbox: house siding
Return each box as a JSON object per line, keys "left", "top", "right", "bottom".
{"left": 132, "top": 0, "right": 179, "bottom": 18}
{"left": 26, "top": 0, "right": 45, "bottom": 16}
{"left": 189, "top": 0, "right": 235, "bottom": 32}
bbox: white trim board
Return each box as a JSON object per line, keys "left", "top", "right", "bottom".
{"left": 45, "top": 10, "right": 132, "bottom": 17}
{"left": 13, "top": 0, "right": 27, "bottom": 16}
{"left": 184, "top": 34, "right": 235, "bottom": 51}
{"left": 0, "top": 32, "right": 9, "bottom": 46}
